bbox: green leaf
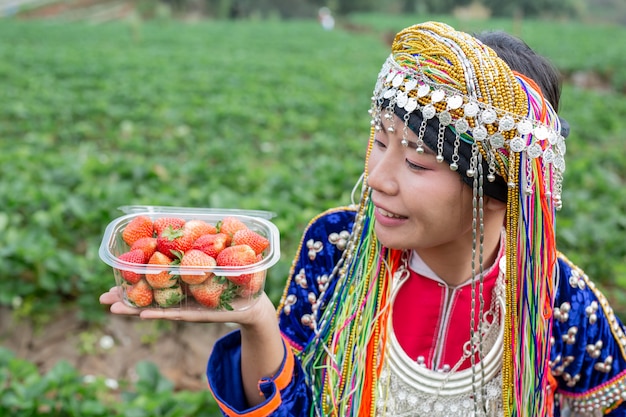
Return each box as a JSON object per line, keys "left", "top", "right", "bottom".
{"left": 134, "top": 361, "right": 174, "bottom": 395}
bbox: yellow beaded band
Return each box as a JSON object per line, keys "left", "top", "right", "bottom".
{"left": 370, "top": 24, "right": 567, "bottom": 208}
{"left": 367, "top": 21, "right": 565, "bottom": 416}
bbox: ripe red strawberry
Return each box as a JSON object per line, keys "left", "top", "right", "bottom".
{"left": 237, "top": 270, "right": 265, "bottom": 298}
{"left": 124, "top": 279, "right": 153, "bottom": 307}
{"left": 130, "top": 237, "right": 157, "bottom": 260}
{"left": 145, "top": 251, "right": 177, "bottom": 289}
{"left": 156, "top": 225, "right": 195, "bottom": 258}
{"left": 122, "top": 216, "right": 154, "bottom": 246}
{"left": 153, "top": 285, "right": 184, "bottom": 307}
{"left": 180, "top": 249, "right": 217, "bottom": 285}
{"left": 117, "top": 249, "right": 146, "bottom": 284}
{"left": 216, "top": 244, "right": 257, "bottom": 266}
{"left": 191, "top": 233, "right": 229, "bottom": 258}
{"left": 216, "top": 244, "right": 258, "bottom": 286}
{"left": 232, "top": 229, "right": 270, "bottom": 255}
{"left": 153, "top": 217, "right": 186, "bottom": 236}
{"left": 188, "top": 276, "right": 234, "bottom": 310}
{"left": 217, "top": 216, "right": 248, "bottom": 244}
{"left": 184, "top": 220, "right": 217, "bottom": 241}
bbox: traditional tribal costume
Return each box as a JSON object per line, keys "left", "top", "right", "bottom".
{"left": 207, "top": 22, "right": 626, "bottom": 416}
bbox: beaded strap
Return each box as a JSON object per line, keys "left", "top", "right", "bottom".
{"left": 369, "top": 21, "right": 563, "bottom": 417}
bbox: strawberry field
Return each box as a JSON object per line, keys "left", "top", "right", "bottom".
{"left": 1, "top": 14, "right": 626, "bottom": 416}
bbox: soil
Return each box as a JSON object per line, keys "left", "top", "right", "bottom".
{"left": 0, "top": 306, "right": 233, "bottom": 391}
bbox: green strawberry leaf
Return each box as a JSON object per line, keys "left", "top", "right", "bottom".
{"left": 162, "top": 226, "right": 184, "bottom": 241}
{"left": 170, "top": 250, "right": 184, "bottom": 262}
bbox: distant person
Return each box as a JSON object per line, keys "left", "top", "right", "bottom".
{"left": 318, "top": 6, "right": 334, "bottom": 31}
{"left": 228, "top": 0, "right": 242, "bottom": 20}
{"left": 101, "top": 21, "right": 626, "bottom": 416}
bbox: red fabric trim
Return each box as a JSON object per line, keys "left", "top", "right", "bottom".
{"left": 392, "top": 257, "right": 501, "bottom": 370}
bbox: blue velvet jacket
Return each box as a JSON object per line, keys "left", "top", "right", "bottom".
{"left": 207, "top": 207, "right": 626, "bottom": 416}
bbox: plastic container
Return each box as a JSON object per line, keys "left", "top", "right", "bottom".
{"left": 99, "top": 206, "right": 280, "bottom": 311}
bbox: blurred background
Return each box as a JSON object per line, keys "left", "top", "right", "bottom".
{"left": 1, "top": 0, "right": 625, "bottom": 415}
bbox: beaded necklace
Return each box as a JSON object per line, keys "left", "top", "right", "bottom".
{"left": 370, "top": 22, "right": 564, "bottom": 417}
{"left": 300, "top": 129, "right": 400, "bottom": 415}
{"left": 302, "top": 21, "right": 565, "bottom": 417}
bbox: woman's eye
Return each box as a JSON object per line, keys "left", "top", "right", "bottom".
{"left": 373, "top": 139, "right": 387, "bottom": 149}
{"left": 406, "top": 159, "right": 426, "bottom": 171}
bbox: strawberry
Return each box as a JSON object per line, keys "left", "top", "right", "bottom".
{"left": 156, "top": 225, "right": 195, "bottom": 258}
{"left": 191, "top": 233, "right": 229, "bottom": 258}
{"left": 188, "top": 276, "right": 234, "bottom": 310}
{"left": 145, "top": 251, "right": 178, "bottom": 289}
{"left": 232, "top": 228, "right": 270, "bottom": 255}
{"left": 153, "top": 217, "right": 186, "bottom": 236}
{"left": 122, "top": 216, "right": 154, "bottom": 246}
{"left": 180, "top": 249, "right": 216, "bottom": 285}
{"left": 124, "top": 279, "right": 153, "bottom": 307}
{"left": 216, "top": 244, "right": 258, "bottom": 286}
{"left": 130, "top": 237, "right": 157, "bottom": 260}
{"left": 237, "top": 270, "right": 265, "bottom": 298}
{"left": 216, "top": 244, "right": 257, "bottom": 266}
{"left": 117, "top": 249, "right": 146, "bottom": 284}
{"left": 153, "top": 285, "right": 185, "bottom": 307}
{"left": 217, "top": 216, "right": 248, "bottom": 245}
{"left": 184, "top": 219, "right": 217, "bottom": 241}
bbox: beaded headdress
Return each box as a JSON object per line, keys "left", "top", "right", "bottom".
{"left": 371, "top": 22, "right": 565, "bottom": 416}
{"left": 302, "top": 21, "right": 566, "bottom": 417}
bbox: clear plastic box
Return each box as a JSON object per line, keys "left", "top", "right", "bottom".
{"left": 99, "top": 206, "right": 280, "bottom": 311}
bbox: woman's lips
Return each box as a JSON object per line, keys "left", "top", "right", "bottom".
{"left": 374, "top": 206, "right": 408, "bottom": 226}
{"left": 377, "top": 207, "right": 405, "bottom": 218}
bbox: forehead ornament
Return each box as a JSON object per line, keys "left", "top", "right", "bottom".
{"left": 371, "top": 54, "right": 566, "bottom": 209}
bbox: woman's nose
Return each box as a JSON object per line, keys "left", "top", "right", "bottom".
{"left": 367, "top": 150, "right": 399, "bottom": 195}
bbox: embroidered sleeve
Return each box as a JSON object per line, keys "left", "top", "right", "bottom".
{"left": 277, "top": 207, "right": 357, "bottom": 353}
{"left": 207, "top": 331, "right": 310, "bottom": 417}
{"left": 551, "top": 254, "right": 626, "bottom": 415}
{"left": 206, "top": 207, "right": 356, "bottom": 416}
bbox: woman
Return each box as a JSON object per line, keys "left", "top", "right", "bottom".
{"left": 101, "top": 21, "right": 626, "bottom": 416}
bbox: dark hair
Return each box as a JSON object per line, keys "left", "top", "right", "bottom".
{"left": 474, "top": 30, "right": 562, "bottom": 112}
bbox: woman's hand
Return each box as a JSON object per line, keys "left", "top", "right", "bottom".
{"left": 99, "top": 286, "right": 276, "bottom": 326}
{"left": 100, "top": 285, "right": 285, "bottom": 406}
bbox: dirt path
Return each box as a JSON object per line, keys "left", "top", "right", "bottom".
{"left": 0, "top": 306, "right": 233, "bottom": 391}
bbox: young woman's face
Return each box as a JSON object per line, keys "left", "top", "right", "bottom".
{"left": 366, "top": 115, "right": 475, "bottom": 252}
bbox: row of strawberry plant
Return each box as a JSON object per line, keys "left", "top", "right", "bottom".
{"left": 0, "top": 15, "right": 624, "bottom": 323}
{"left": 0, "top": 347, "right": 220, "bottom": 416}
{"left": 0, "top": 19, "right": 381, "bottom": 322}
